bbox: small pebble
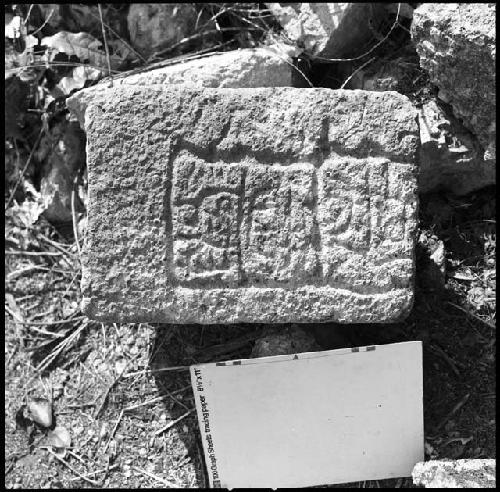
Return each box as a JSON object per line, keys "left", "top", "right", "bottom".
{"left": 100, "top": 423, "right": 108, "bottom": 439}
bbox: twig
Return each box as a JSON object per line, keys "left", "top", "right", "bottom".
{"left": 23, "top": 4, "right": 34, "bottom": 26}
{"left": 123, "top": 385, "right": 191, "bottom": 412}
{"left": 195, "top": 331, "right": 260, "bottom": 360}
{"left": 447, "top": 302, "right": 495, "bottom": 330}
{"left": 435, "top": 393, "right": 471, "bottom": 432}
{"left": 154, "top": 409, "right": 194, "bottom": 436}
{"left": 102, "top": 409, "right": 124, "bottom": 454}
{"left": 37, "top": 235, "right": 76, "bottom": 258}
{"left": 429, "top": 344, "right": 461, "bottom": 376}
{"left": 71, "top": 176, "right": 82, "bottom": 260}
{"left": 25, "top": 324, "right": 66, "bottom": 338}
{"left": 7, "top": 265, "right": 70, "bottom": 282}
{"left": 30, "top": 8, "right": 54, "bottom": 37}
{"left": 67, "top": 464, "right": 119, "bottom": 482}
{"left": 5, "top": 61, "right": 121, "bottom": 76}
{"left": 94, "top": 354, "right": 140, "bottom": 419}
{"left": 131, "top": 466, "right": 176, "bottom": 487}
{"left": 311, "top": 3, "right": 402, "bottom": 63}
{"left": 6, "top": 126, "right": 44, "bottom": 210}
{"left": 123, "top": 364, "right": 190, "bottom": 378}
{"left": 340, "top": 56, "right": 375, "bottom": 89}
{"left": 6, "top": 249, "right": 65, "bottom": 256}
{"left": 33, "top": 322, "right": 86, "bottom": 374}
{"left": 46, "top": 448, "right": 100, "bottom": 486}
{"left": 86, "top": 7, "right": 146, "bottom": 64}
{"left": 8, "top": 316, "right": 86, "bottom": 326}
{"left": 98, "top": 3, "right": 112, "bottom": 82}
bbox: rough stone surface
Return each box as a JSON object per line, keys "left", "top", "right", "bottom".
{"left": 412, "top": 3, "right": 496, "bottom": 162}
{"left": 67, "top": 86, "right": 419, "bottom": 324}
{"left": 127, "top": 4, "right": 202, "bottom": 59}
{"left": 266, "top": 3, "right": 387, "bottom": 59}
{"left": 418, "top": 100, "right": 495, "bottom": 196}
{"left": 106, "top": 46, "right": 307, "bottom": 89}
{"left": 412, "top": 459, "right": 496, "bottom": 488}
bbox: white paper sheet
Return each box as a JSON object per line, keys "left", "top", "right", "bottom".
{"left": 190, "top": 341, "right": 424, "bottom": 489}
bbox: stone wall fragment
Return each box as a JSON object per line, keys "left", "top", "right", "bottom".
{"left": 266, "top": 3, "right": 387, "bottom": 59}
{"left": 412, "top": 3, "right": 496, "bottom": 162}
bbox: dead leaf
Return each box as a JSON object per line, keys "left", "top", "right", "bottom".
{"left": 5, "top": 200, "right": 46, "bottom": 229}
{"left": 57, "top": 65, "right": 105, "bottom": 95}
{"left": 41, "top": 31, "right": 120, "bottom": 70}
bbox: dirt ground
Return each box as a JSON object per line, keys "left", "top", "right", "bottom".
{"left": 4, "top": 3, "right": 496, "bottom": 488}
{"left": 5, "top": 187, "right": 495, "bottom": 488}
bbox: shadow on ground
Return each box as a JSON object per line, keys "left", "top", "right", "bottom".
{"left": 150, "top": 188, "right": 495, "bottom": 487}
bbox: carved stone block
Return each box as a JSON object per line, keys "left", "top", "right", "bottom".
{"left": 67, "top": 86, "right": 419, "bottom": 323}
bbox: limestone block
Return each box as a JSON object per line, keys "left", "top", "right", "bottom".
{"left": 67, "top": 86, "right": 419, "bottom": 324}
{"left": 412, "top": 3, "right": 496, "bottom": 161}
{"left": 266, "top": 3, "right": 387, "bottom": 59}
{"left": 110, "top": 46, "right": 307, "bottom": 88}
{"left": 412, "top": 459, "right": 496, "bottom": 488}
{"left": 418, "top": 100, "right": 495, "bottom": 195}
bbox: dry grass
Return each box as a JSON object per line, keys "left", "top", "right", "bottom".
{"left": 4, "top": 3, "right": 496, "bottom": 489}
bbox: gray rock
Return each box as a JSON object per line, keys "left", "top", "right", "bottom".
{"left": 412, "top": 459, "right": 496, "bottom": 488}
{"left": 96, "top": 46, "right": 307, "bottom": 90}
{"left": 67, "top": 86, "right": 419, "bottom": 324}
{"left": 418, "top": 100, "right": 495, "bottom": 195}
{"left": 266, "top": 3, "right": 387, "bottom": 59}
{"left": 412, "top": 3, "right": 496, "bottom": 162}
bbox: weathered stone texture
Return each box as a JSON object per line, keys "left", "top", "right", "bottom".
{"left": 67, "top": 86, "right": 419, "bottom": 324}
{"left": 110, "top": 46, "right": 306, "bottom": 89}
{"left": 412, "top": 459, "right": 496, "bottom": 488}
{"left": 412, "top": 3, "right": 496, "bottom": 162}
{"left": 266, "top": 3, "right": 387, "bottom": 59}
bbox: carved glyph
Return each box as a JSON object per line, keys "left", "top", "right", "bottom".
{"left": 170, "top": 151, "right": 414, "bottom": 294}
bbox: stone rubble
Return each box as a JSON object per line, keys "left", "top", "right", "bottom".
{"left": 266, "top": 3, "right": 387, "bottom": 59}
{"left": 412, "top": 459, "right": 496, "bottom": 488}
{"left": 105, "top": 46, "right": 306, "bottom": 89}
{"left": 412, "top": 3, "right": 496, "bottom": 162}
